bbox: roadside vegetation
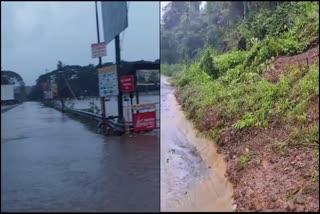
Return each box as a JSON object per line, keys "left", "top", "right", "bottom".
{"left": 162, "top": 1, "right": 319, "bottom": 211}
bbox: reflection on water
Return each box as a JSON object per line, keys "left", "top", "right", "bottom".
{"left": 160, "top": 76, "right": 234, "bottom": 212}
{"left": 1, "top": 102, "right": 159, "bottom": 212}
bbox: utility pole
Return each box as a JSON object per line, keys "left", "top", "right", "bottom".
{"left": 95, "top": 1, "right": 107, "bottom": 132}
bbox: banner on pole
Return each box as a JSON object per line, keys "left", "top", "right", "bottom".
{"left": 120, "top": 75, "right": 134, "bottom": 92}
{"left": 91, "top": 42, "right": 107, "bottom": 58}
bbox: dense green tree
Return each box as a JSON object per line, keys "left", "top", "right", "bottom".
{"left": 161, "top": 1, "right": 289, "bottom": 64}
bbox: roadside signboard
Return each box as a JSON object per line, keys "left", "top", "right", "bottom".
{"left": 91, "top": 42, "right": 107, "bottom": 58}
{"left": 120, "top": 75, "right": 134, "bottom": 92}
{"left": 1, "top": 85, "right": 14, "bottom": 101}
{"left": 101, "top": 2, "right": 128, "bottom": 44}
{"left": 133, "top": 111, "right": 156, "bottom": 132}
{"left": 98, "top": 65, "right": 118, "bottom": 97}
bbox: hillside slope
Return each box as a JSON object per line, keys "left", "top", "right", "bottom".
{"left": 165, "top": 1, "right": 319, "bottom": 212}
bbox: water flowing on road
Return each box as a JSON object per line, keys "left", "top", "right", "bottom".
{"left": 160, "top": 76, "right": 234, "bottom": 212}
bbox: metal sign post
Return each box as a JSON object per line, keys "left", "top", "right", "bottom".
{"left": 115, "top": 35, "right": 123, "bottom": 123}
{"left": 95, "top": 1, "right": 106, "bottom": 132}
{"left": 100, "top": 2, "right": 128, "bottom": 128}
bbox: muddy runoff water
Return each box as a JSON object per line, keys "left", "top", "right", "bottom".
{"left": 160, "top": 76, "right": 234, "bottom": 212}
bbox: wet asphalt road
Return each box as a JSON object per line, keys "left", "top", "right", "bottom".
{"left": 1, "top": 102, "right": 159, "bottom": 212}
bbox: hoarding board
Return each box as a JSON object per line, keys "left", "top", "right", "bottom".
{"left": 133, "top": 111, "right": 156, "bottom": 132}
{"left": 98, "top": 65, "right": 119, "bottom": 97}
{"left": 1, "top": 85, "right": 14, "bottom": 101}
{"left": 120, "top": 75, "right": 134, "bottom": 92}
{"left": 101, "top": 2, "right": 128, "bottom": 44}
{"left": 136, "top": 69, "right": 160, "bottom": 84}
{"left": 91, "top": 42, "right": 107, "bottom": 58}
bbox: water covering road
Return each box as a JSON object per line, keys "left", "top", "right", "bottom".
{"left": 160, "top": 76, "right": 234, "bottom": 212}
{"left": 1, "top": 102, "right": 159, "bottom": 212}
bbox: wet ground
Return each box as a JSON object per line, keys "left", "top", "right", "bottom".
{"left": 1, "top": 102, "right": 159, "bottom": 212}
{"left": 160, "top": 76, "right": 234, "bottom": 212}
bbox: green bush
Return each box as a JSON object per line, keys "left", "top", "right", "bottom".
{"left": 198, "top": 48, "right": 218, "bottom": 79}
{"left": 161, "top": 64, "right": 184, "bottom": 77}
{"left": 215, "top": 51, "right": 249, "bottom": 75}
{"left": 173, "top": 1, "right": 319, "bottom": 143}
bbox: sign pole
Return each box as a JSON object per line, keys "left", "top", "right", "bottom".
{"left": 130, "top": 92, "right": 134, "bottom": 128}
{"left": 95, "top": 1, "right": 106, "bottom": 132}
{"left": 134, "top": 70, "right": 140, "bottom": 114}
{"left": 95, "top": 1, "right": 102, "bottom": 66}
{"left": 115, "top": 34, "right": 123, "bottom": 124}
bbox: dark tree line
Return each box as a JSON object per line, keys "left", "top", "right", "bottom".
{"left": 29, "top": 59, "right": 160, "bottom": 101}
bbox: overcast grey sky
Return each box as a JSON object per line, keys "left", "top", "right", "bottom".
{"left": 1, "top": 1, "right": 160, "bottom": 86}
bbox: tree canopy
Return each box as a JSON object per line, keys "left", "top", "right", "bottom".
{"left": 161, "top": 1, "right": 287, "bottom": 64}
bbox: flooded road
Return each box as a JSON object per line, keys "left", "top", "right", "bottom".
{"left": 160, "top": 76, "right": 234, "bottom": 212}
{"left": 1, "top": 102, "right": 159, "bottom": 212}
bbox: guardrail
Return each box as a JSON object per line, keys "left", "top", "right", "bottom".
{"left": 63, "top": 107, "right": 125, "bottom": 131}
{"left": 1, "top": 104, "right": 19, "bottom": 113}
{"left": 43, "top": 101, "right": 123, "bottom": 131}
{"left": 43, "top": 101, "right": 160, "bottom": 134}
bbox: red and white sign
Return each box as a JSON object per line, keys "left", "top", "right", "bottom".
{"left": 120, "top": 75, "right": 134, "bottom": 92}
{"left": 133, "top": 111, "right": 156, "bottom": 132}
{"left": 91, "top": 42, "right": 107, "bottom": 58}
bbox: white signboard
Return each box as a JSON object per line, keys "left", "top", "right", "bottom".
{"left": 98, "top": 65, "right": 119, "bottom": 97}
{"left": 91, "top": 42, "right": 107, "bottom": 58}
{"left": 1, "top": 85, "right": 14, "bottom": 101}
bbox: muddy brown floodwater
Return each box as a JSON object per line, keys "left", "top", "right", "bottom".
{"left": 160, "top": 76, "right": 234, "bottom": 212}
